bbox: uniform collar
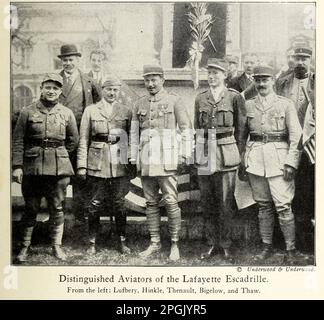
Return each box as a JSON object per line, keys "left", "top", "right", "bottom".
{"left": 36, "top": 100, "right": 61, "bottom": 114}
{"left": 207, "top": 86, "right": 226, "bottom": 104}
{"left": 97, "top": 98, "right": 118, "bottom": 119}
{"left": 256, "top": 92, "right": 277, "bottom": 111}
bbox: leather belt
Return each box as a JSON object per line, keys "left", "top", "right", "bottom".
{"left": 250, "top": 133, "right": 288, "bottom": 143}
{"left": 92, "top": 135, "right": 120, "bottom": 144}
{"left": 27, "top": 139, "right": 65, "bottom": 148}
{"left": 204, "top": 131, "right": 234, "bottom": 140}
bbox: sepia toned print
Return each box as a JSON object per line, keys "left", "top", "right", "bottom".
{"left": 10, "top": 1, "right": 315, "bottom": 267}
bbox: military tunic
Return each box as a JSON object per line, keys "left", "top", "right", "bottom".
{"left": 77, "top": 98, "right": 132, "bottom": 242}
{"left": 244, "top": 93, "right": 302, "bottom": 250}
{"left": 194, "top": 87, "right": 247, "bottom": 249}
{"left": 12, "top": 100, "right": 78, "bottom": 240}
{"left": 130, "top": 88, "right": 192, "bottom": 243}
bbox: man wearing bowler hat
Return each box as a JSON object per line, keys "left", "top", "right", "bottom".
{"left": 12, "top": 73, "right": 79, "bottom": 262}
{"left": 275, "top": 46, "right": 315, "bottom": 248}
{"left": 58, "top": 44, "right": 101, "bottom": 225}
{"left": 77, "top": 76, "right": 135, "bottom": 255}
{"left": 130, "top": 65, "right": 192, "bottom": 262}
{"left": 194, "top": 58, "right": 247, "bottom": 263}
{"left": 239, "top": 65, "right": 302, "bottom": 264}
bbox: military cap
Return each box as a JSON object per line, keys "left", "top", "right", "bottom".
{"left": 293, "top": 46, "right": 312, "bottom": 57}
{"left": 41, "top": 73, "right": 63, "bottom": 87}
{"left": 102, "top": 76, "right": 122, "bottom": 87}
{"left": 58, "top": 44, "right": 82, "bottom": 58}
{"left": 207, "top": 58, "right": 228, "bottom": 72}
{"left": 252, "top": 65, "right": 275, "bottom": 78}
{"left": 142, "top": 64, "right": 164, "bottom": 77}
{"left": 226, "top": 55, "right": 239, "bottom": 64}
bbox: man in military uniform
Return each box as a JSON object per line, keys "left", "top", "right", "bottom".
{"left": 58, "top": 44, "right": 101, "bottom": 225}
{"left": 228, "top": 52, "right": 258, "bottom": 100}
{"left": 77, "top": 77, "right": 134, "bottom": 254}
{"left": 275, "top": 46, "right": 315, "bottom": 249}
{"left": 130, "top": 65, "right": 192, "bottom": 261}
{"left": 12, "top": 73, "right": 79, "bottom": 262}
{"left": 240, "top": 65, "right": 302, "bottom": 264}
{"left": 194, "top": 58, "right": 247, "bottom": 262}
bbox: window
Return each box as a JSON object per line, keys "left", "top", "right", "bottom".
{"left": 14, "top": 85, "right": 33, "bottom": 110}
{"left": 172, "top": 2, "right": 227, "bottom": 68}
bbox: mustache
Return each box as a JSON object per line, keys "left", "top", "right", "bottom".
{"left": 294, "top": 65, "right": 308, "bottom": 79}
{"left": 257, "top": 86, "right": 267, "bottom": 90}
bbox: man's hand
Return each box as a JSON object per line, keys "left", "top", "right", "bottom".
{"left": 238, "top": 163, "right": 248, "bottom": 181}
{"left": 283, "top": 165, "right": 296, "bottom": 181}
{"left": 77, "top": 168, "right": 87, "bottom": 180}
{"left": 12, "top": 168, "right": 23, "bottom": 184}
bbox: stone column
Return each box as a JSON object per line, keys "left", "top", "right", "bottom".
{"left": 160, "top": 3, "right": 174, "bottom": 68}
{"left": 111, "top": 3, "right": 159, "bottom": 72}
{"left": 225, "top": 3, "right": 241, "bottom": 59}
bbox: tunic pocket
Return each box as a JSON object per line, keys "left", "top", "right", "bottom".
{"left": 274, "top": 144, "right": 288, "bottom": 169}
{"left": 91, "top": 119, "right": 107, "bottom": 134}
{"left": 87, "top": 142, "right": 105, "bottom": 171}
{"left": 24, "top": 146, "right": 42, "bottom": 175}
{"left": 163, "top": 146, "right": 178, "bottom": 171}
{"left": 272, "top": 112, "right": 286, "bottom": 131}
{"left": 114, "top": 116, "right": 128, "bottom": 129}
{"left": 217, "top": 106, "right": 234, "bottom": 127}
{"left": 219, "top": 142, "right": 240, "bottom": 167}
{"left": 56, "top": 147, "right": 74, "bottom": 175}
{"left": 28, "top": 117, "right": 43, "bottom": 133}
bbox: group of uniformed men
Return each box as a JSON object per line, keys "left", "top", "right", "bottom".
{"left": 12, "top": 43, "right": 315, "bottom": 264}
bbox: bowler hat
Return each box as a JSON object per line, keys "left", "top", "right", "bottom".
{"left": 41, "top": 73, "right": 63, "bottom": 87}
{"left": 102, "top": 76, "right": 122, "bottom": 88}
{"left": 293, "top": 46, "right": 312, "bottom": 57}
{"left": 142, "top": 65, "right": 164, "bottom": 77}
{"left": 252, "top": 65, "right": 274, "bottom": 78}
{"left": 58, "top": 44, "right": 82, "bottom": 58}
{"left": 207, "top": 58, "right": 228, "bottom": 72}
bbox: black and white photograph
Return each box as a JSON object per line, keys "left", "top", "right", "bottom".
{"left": 9, "top": 0, "right": 316, "bottom": 270}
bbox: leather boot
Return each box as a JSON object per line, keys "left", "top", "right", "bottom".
{"left": 118, "top": 236, "right": 131, "bottom": 255}
{"left": 52, "top": 245, "right": 67, "bottom": 261}
{"left": 169, "top": 241, "right": 180, "bottom": 262}
{"left": 16, "top": 246, "right": 29, "bottom": 263}
{"left": 139, "top": 242, "right": 161, "bottom": 258}
{"left": 223, "top": 248, "right": 235, "bottom": 264}
{"left": 201, "top": 245, "right": 218, "bottom": 260}
{"left": 283, "top": 249, "right": 297, "bottom": 265}
{"left": 87, "top": 243, "right": 96, "bottom": 255}
{"left": 254, "top": 243, "right": 273, "bottom": 261}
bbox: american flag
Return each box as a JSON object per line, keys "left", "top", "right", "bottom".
{"left": 301, "top": 86, "right": 315, "bottom": 164}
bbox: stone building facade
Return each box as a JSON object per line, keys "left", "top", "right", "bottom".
{"left": 11, "top": 2, "right": 315, "bottom": 118}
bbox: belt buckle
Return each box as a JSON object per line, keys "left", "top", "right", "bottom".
{"left": 262, "top": 134, "right": 268, "bottom": 143}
